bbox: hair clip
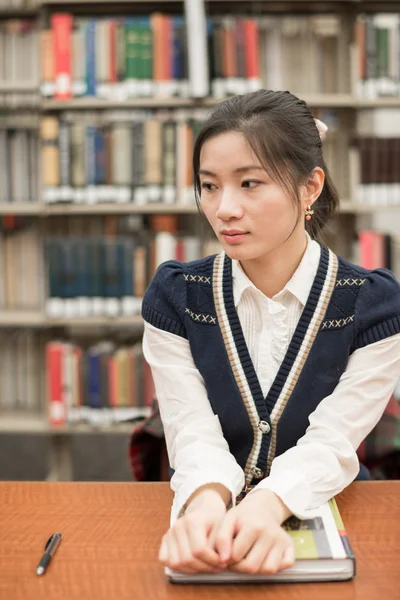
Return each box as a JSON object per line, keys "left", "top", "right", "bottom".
{"left": 314, "top": 118, "right": 328, "bottom": 140}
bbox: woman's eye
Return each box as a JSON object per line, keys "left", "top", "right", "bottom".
{"left": 242, "top": 180, "right": 261, "bottom": 189}
{"left": 200, "top": 182, "right": 215, "bottom": 192}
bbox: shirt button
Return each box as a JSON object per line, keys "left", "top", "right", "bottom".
{"left": 258, "top": 420, "right": 271, "bottom": 434}
{"left": 251, "top": 466, "right": 264, "bottom": 479}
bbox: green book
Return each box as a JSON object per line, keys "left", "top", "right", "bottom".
{"left": 125, "top": 19, "right": 140, "bottom": 81}
{"left": 166, "top": 498, "right": 355, "bottom": 583}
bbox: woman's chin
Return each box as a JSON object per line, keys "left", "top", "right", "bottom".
{"left": 222, "top": 244, "right": 258, "bottom": 261}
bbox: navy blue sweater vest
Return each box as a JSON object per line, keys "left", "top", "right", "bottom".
{"left": 142, "top": 245, "right": 400, "bottom": 488}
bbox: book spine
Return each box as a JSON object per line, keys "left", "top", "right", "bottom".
{"left": 85, "top": 19, "right": 97, "bottom": 96}
{"left": 328, "top": 499, "right": 356, "bottom": 563}
{"left": 46, "top": 342, "right": 66, "bottom": 426}
{"left": 51, "top": 13, "right": 73, "bottom": 99}
{"left": 40, "top": 117, "right": 60, "bottom": 192}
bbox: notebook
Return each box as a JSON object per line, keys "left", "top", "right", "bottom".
{"left": 166, "top": 498, "right": 355, "bottom": 583}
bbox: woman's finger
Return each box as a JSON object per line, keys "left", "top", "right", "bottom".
{"left": 175, "top": 522, "right": 221, "bottom": 573}
{"left": 164, "top": 531, "right": 197, "bottom": 574}
{"left": 260, "top": 542, "right": 292, "bottom": 574}
{"left": 228, "top": 534, "right": 271, "bottom": 573}
{"left": 228, "top": 524, "right": 263, "bottom": 564}
{"left": 185, "top": 519, "right": 222, "bottom": 568}
{"left": 280, "top": 545, "right": 296, "bottom": 570}
{"left": 214, "top": 512, "right": 237, "bottom": 563}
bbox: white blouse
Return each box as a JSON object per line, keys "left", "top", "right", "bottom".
{"left": 143, "top": 237, "right": 400, "bottom": 524}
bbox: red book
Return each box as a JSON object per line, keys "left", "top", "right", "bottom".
{"left": 51, "top": 13, "right": 73, "bottom": 99}
{"left": 359, "top": 231, "right": 385, "bottom": 269}
{"left": 243, "top": 19, "right": 260, "bottom": 79}
{"left": 175, "top": 240, "right": 184, "bottom": 262}
{"left": 46, "top": 342, "right": 66, "bottom": 426}
{"left": 73, "top": 346, "right": 83, "bottom": 407}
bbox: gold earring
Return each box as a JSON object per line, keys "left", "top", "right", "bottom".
{"left": 304, "top": 205, "right": 314, "bottom": 221}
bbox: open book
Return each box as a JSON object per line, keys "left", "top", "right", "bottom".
{"left": 166, "top": 499, "right": 355, "bottom": 583}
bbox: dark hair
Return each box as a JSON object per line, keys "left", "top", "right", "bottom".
{"left": 193, "top": 89, "right": 339, "bottom": 239}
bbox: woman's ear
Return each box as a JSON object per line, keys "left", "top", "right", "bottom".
{"left": 300, "top": 167, "right": 325, "bottom": 208}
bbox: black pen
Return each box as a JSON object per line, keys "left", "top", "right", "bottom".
{"left": 36, "top": 532, "right": 62, "bottom": 576}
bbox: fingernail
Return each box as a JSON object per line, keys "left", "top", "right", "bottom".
{"left": 286, "top": 547, "right": 295, "bottom": 563}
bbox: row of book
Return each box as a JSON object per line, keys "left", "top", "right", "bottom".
{"left": 45, "top": 228, "right": 207, "bottom": 318}
{"left": 209, "top": 15, "right": 340, "bottom": 98}
{"left": 41, "top": 13, "right": 343, "bottom": 99}
{"left": 0, "top": 213, "right": 211, "bottom": 313}
{"left": 40, "top": 111, "right": 206, "bottom": 205}
{"left": 41, "top": 13, "right": 190, "bottom": 100}
{"left": 0, "top": 226, "right": 45, "bottom": 310}
{"left": 0, "top": 126, "right": 39, "bottom": 203}
{"left": 39, "top": 108, "right": 348, "bottom": 205}
{"left": 0, "top": 330, "right": 46, "bottom": 414}
{"left": 355, "top": 14, "right": 400, "bottom": 99}
{"left": 0, "top": 19, "right": 38, "bottom": 107}
{"left": 0, "top": 0, "right": 36, "bottom": 7}
{"left": 355, "top": 108, "right": 400, "bottom": 205}
{"left": 46, "top": 340, "right": 154, "bottom": 426}
{"left": 357, "top": 138, "right": 400, "bottom": 205}
{"left": 354, "top": 230, "right": 400, "bottom": 274}
{"left": 4, "top": 113, "right": 400, "bottom": 208}
{"left": 4, "top": 12, "right": 400, "bottom": 102}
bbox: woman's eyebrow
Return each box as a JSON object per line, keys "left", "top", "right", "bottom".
{"left": 199, "top": 165, "right": 263, "bottom": 176}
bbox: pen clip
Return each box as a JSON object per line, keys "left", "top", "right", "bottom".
{"left": 44, "top": 535, "right": 54, "bottom": 551}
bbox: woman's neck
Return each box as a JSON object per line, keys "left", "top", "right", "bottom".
{"left": 239, "top": 230, "right": 309, "bottom": 299}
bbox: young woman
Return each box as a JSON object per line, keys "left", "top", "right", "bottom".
{"left": 141, "top": 90, "right": 400, "bottom": 576}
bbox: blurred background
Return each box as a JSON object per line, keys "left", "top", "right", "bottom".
{"left": 0, "top": 0, "right": 400, "bottom": 483}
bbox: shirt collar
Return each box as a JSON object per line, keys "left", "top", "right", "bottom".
{"left": 232, "top": 234, "right": 321, "bottom": 308}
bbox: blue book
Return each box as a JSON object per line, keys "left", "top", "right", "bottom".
{"left": 46, "top": 240, "right": 64, "bottom": 298}
{"left": 75, "top": 239, "right": 90, "bottom": 297}
{"left": 86, "top": 126, "right": 96, "bottom": 187}
{"left": 104, "top": 240, "right": 124, "bottom": 298}
{"left": 85, "top": 19, "right": 97, "bottom": 96}
{"left": 95, "top": 129, "right": 106, "bottom": 185}
{"left": 122, "top": 238, "right": 134, "bottom": 297}
{"left": 88, "top": 349, "right": 101, "bottom": 409}
{"left": 61, "top": 239, "right": 77, "bottom": 299}
{"left": 172, "top": 16, "right": 185, "bottom": 80}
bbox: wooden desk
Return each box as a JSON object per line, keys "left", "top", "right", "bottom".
{"left": 0, "top": 481, "right": 399, "bottom": 600}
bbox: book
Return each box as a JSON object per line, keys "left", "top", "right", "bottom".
{"left": 166, "top": 498, "right": 355, "bottom": 583}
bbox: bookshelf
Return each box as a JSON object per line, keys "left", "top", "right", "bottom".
{"left": 1, "top": 0, "right": 400, "bottom": 480}
{"left": 0, "top": 311, "right": 145, "bottom": 327}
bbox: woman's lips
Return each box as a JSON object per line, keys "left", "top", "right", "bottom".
{"left": 220, "top": 231, "right": 249, "bottom": 244}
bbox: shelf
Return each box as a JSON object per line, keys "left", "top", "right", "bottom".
{"left": 40, "top": 0, "right": 180, "bottom": 3}
{"left": 0, "top": 83, "right": 38, "bottom": 93}
{"left": 0, "top": 312, "right": 144, "bottom": 328}
{"left": 0, "top": 203, "right": 43, "bottom": 215}
{"left": 41, "top": 96, "right": 200, "bottom": 110}
{"left": 43, "top": 202, "right": 199, "bottom": 215}
{"left": 340, "top": 202, "right": 400, "bottom": 213}
{"left": 40, "top": 95, "right": 400, "bottom": 111}
{"left": 0, "top": 412, "right": 148, "bottom": 434}
{"left": 0, "top": 7, "right": 37, "bottom": 17}
{"left": 1, "top": 201, "right": 399, "bottom": 217}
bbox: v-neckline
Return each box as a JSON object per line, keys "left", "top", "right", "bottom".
{"left": 214, "top": 244, "right": 335, "bottom": 417}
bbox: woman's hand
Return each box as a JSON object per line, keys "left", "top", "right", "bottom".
{"left": 214, "top": 489, "right": 295, "bottom": 574}
{"left": 158, "top": 485, "right": 229, "bottom": 573}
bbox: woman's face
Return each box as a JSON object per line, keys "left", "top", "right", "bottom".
{"left": 199, "top": 131, "right": 303, "bottom": 262}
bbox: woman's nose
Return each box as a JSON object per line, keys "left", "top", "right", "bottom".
{"left": 215, "top": 191, "right": 243, "bottom": 220}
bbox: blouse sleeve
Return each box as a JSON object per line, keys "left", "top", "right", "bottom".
{"left": 249, "top": 333, "right": 400, "bottom": 518}
{"left": 142, "top": 322, "right": 245, "bottom": 525}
